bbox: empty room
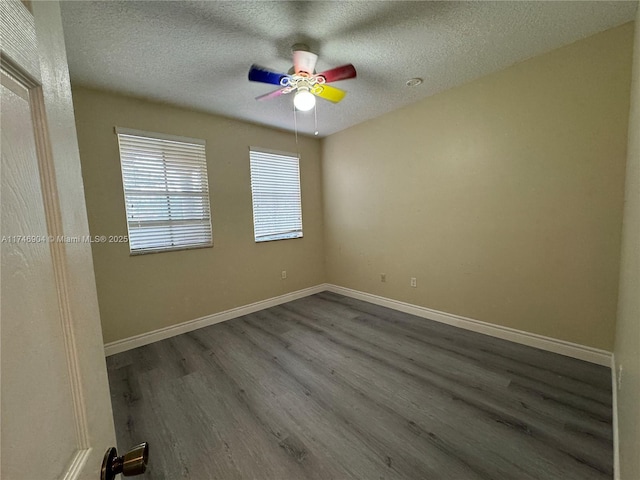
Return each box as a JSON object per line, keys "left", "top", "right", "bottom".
{"left": 1, "top": 1, "right": 639, "bottom": 479}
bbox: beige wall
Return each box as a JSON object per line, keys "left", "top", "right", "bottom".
{"left": 72, "top": 87, "right": 324, "bottom": 344}
{"left": 322, "top": 24, "right": 634, "bottom": 351}
{"left": 615, "top": 9, "right": 640, "bottom": 480}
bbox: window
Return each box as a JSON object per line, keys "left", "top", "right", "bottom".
{"left": 249, "top": 148, "right": 303, "bottom": 242}
{"left": 116, "top": 127, "right": 212, "bottom": 254}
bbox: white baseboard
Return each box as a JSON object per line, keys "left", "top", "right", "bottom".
{"left": 611, "top": 355, "right": 620, "bottom": 480}
{"left": 105, "top": 282, "right": 612, "bottom": 368}
{"left": 104, "top": 284, "right": 329, "bottom": 356}
{"left": 325, "top": 284, "right": 613, "bottom": 367}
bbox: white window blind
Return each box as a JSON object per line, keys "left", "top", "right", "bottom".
{"left": 116, "top": 127, "right": 212, "bottom": 254}
{"left": 249, "top": 148, "right": 303, "bottom": 242}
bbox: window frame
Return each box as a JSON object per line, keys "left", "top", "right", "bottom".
{"left": 115, "top": 127, "right": 213, "bottom": 255}
{"left": 249, "top": 147, "right": 304, "bottom": 243}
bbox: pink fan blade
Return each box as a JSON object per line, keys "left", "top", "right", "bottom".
{"left": 255, "top": 88, "right": 288, "bottom": 101}
{"left": 318, "top": 64, "right": 357, "bottom": 83}
{"left": 293, "top": 50, "right": 318, "bottom": 75}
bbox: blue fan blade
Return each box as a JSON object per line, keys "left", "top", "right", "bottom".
{"left": 248, "top": 65, "right": 288, "bottom": 86}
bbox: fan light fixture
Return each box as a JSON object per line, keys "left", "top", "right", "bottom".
{"left": 294, "top": 88, "right": 316, "bottom": 111}
{"left": 248, "top": 44, "right": 357, "bottom": 110}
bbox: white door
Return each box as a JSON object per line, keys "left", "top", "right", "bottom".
{"left": 1, "top": 1, "right": 118, "bottom": 479}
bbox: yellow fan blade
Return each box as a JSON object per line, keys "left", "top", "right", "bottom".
{"left": 314, "top": 84, "right": 346, "bottom": 103}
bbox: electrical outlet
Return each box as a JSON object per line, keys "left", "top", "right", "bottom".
{"left": 281, "top": 270, "right": 287, "bottom": 279}
{"left": 618, "top": 364, "right": 623, "bottom": 391}
{"left": 381, "top": 273, "right": 386, "bottom": 283}
{"left": 410, "top": 277, "right": 417, "bottom": 288}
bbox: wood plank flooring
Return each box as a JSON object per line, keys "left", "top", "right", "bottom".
{"left": 107, "top": 292, "right": 613, "bottom": 479}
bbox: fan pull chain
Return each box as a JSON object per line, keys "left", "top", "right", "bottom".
{"left": 314, "top": 105, "right": 318, "bottom": 136}
{"left": 293, "top": 103, "right": 300, "bottom": 158}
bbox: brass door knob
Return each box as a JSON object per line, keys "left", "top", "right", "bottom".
{"left": 101, "top": 442, "right": 149, "bottom": 480}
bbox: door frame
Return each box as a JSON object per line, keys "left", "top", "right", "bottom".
{"left": 1, "top": 1, "right": 117, "bottom": 478}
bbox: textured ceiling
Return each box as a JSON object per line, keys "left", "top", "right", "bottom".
{"left": 60, "top": 1, "right": 636, "bottom": 137}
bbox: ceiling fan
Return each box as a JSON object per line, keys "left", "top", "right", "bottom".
{"left": 248, "top": 44, "right": 357, "bottom": 111}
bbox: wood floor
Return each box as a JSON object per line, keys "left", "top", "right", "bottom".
{"left": 107, "top": 292, "right": 613, "bottom": 480}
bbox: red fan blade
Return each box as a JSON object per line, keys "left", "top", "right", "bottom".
{"left": 293, "top": 50, "right": 318, "bottom": 75}
{"left": 318, "top": 64, "right": 357, "bottom": 83}
{"left": 255, "top": 88, "right": 288, "bottom": 101}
